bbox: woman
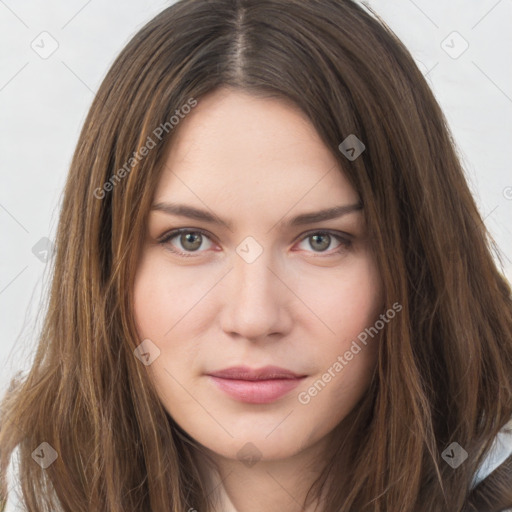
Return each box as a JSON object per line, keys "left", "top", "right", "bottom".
{"left": 1, "top": 0, "right": 511, "bottom": 510}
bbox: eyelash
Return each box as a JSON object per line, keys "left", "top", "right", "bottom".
{"left": 157, "top": 228, "right": 353, "bottom": 258}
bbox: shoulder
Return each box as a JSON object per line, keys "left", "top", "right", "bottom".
{"left": 471, "top": 416, "right": 512, "bottom": 490}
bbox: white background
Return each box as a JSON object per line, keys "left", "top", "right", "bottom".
{"left": 1, "top": 0, "right": 511, "bottom": 508}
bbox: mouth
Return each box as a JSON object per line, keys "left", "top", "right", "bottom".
{"left": 206, "top": 365, "right": 307, "bottom": 404}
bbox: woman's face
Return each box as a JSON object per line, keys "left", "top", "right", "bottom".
{"left": 133, "top": 87, "right": 384, "bottom": 464}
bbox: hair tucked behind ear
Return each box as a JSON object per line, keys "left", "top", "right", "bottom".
{"left": 1, "top": 0, "right": 511, "bottom": 511}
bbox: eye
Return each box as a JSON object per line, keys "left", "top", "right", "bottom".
{"left": 158, "top": 228, "right": 214, "bottom": 257}
{"left": 294, "top": 231, "right": 352, "bottom": 255}
{"left": 157, "top": 228, "right": 352, "bottom": 258}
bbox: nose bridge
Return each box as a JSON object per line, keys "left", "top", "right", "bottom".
{"left": 233, "top": 238, "right": 276, "bottom": 305}
{"left": 220, "top": 237, "right": 290, "bottom": 339}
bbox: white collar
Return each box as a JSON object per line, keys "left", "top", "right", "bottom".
{"left": 471, "top": 416, "right": 512, "bottom": 489}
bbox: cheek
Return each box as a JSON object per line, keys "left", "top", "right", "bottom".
{"left": 132, "top": 251, "right": 208, "bottom": 339}
{"left": 132, "top": 256, "right": 197, "bottom": 405}
{"left": 295, "top": 254, "right": 383, "bottom": 400}
{"left": 295, "top": 253, "right": 383, "bottom": 341}
{"left": 133, "top": 256, "right": 164, "bottom": 339}
{"left": 132, "top": 251, "right": 190, "bottom": 345}
{"left": 295, "top": 259, "right": 383, "bottom": 430}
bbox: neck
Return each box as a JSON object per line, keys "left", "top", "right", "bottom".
{"left": 191, "top": 432, "right": 341, "bottom": 512}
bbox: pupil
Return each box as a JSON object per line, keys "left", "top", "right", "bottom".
{"left": 312, "top": 234, "right": 329, "bottom": 251}
{"left": 182, "top": 233, "right": 201, "bottom": 250}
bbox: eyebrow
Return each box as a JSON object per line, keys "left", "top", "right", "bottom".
{"left": 150, "top": 201, "right": 363, "bottom": 230}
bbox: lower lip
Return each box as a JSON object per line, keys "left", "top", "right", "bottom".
{"left": 208, "top": 376, "right": 305, "bottom": 404}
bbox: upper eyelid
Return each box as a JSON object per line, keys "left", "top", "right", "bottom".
{"left": 158, "top": 227, "right": 213, "bottom": 243}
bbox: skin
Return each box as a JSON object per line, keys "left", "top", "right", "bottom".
{"left": 133, "top": 87, "right": 384, "bottom": 512}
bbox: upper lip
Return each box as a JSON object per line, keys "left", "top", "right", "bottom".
{"left": 207, "top": 365, "right": 305, "bottom": 381}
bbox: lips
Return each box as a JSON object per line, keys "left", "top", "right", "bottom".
{"left": 208, "top": 365, "right": 305, "bottom": 380}
{"left": 206, "top": 365, "right": 307, "bottom": 404}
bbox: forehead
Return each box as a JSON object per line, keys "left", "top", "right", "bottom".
{"left": 154, "top": 88, "right": 359, "bottom": 214}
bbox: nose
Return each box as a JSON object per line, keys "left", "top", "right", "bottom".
{"left": 218, "top": 246, "right": 293, "bottom": 342}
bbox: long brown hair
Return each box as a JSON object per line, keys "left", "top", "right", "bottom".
{"left": 1, "top": 0, "right": 511, "bottom": 510}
